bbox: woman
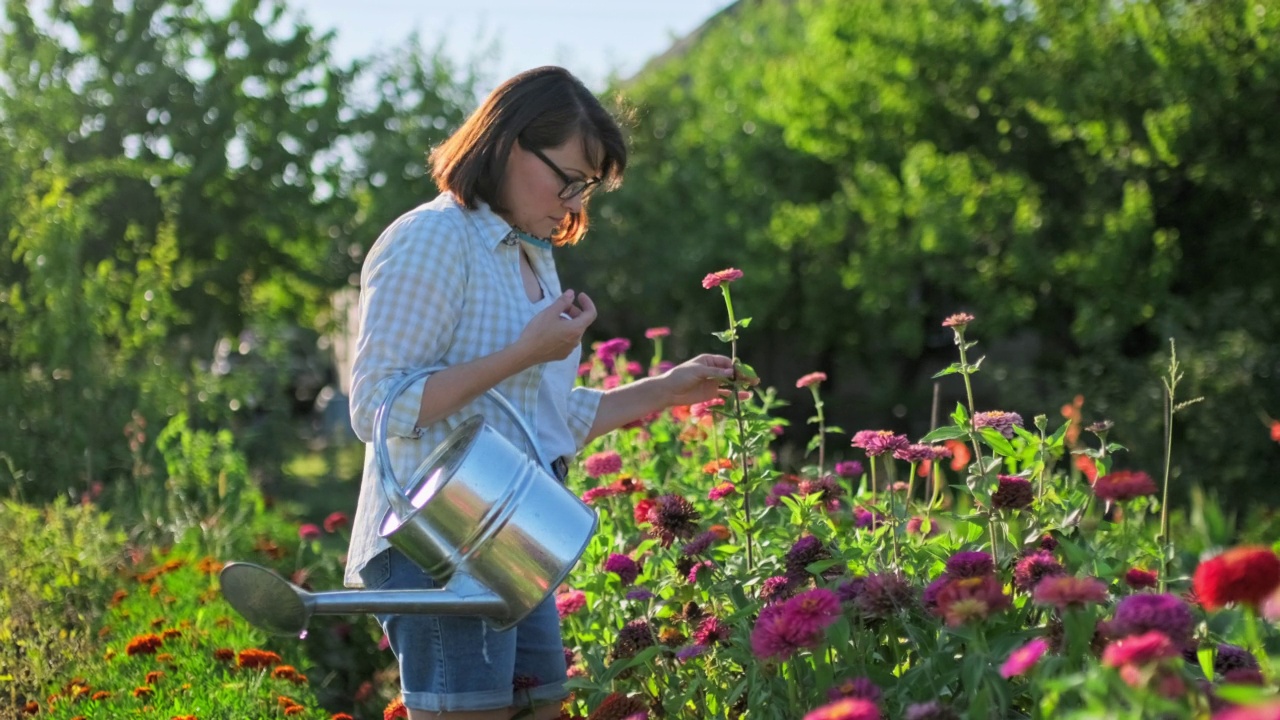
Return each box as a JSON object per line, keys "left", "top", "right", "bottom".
{"left": 345, "top": 66, "right": 738, "bottom": 720}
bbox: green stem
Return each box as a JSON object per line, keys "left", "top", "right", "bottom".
{"left": 811, "top": 386, "right": 826, "bottom": 479}
{"left": 1158, "top": 385, "right": 1174, "bottom": 594}
{"left": 722, "top": 285, "right": 753, "bottom": 573}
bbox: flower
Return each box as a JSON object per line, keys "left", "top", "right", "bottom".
{"left": 686, "top": 559, "right": 716, "bottom": 583}
{"left": 708, "top": 482, "right": 736, "bottom": 500}
{"left": 323, "top": 511, "right": 349, "bottom": 533}
{"left": 941, "top": 313, "right": 975, "bottom": 329}
{"left": 613, "top": 619, "right": 656, "bottom": 661}
{"left": 785, "top": 536, "right": 835, "bottom": 583}
{"left": 782, "top": 588, "right": 842, "bottom": 637}
{"left": 1093, "top": 470, "right": 1158, "bottom": 502}
{"left": 750, "top": 603, "right": 815, "bottom": 660}
{"left": 766, "top": 481, "right": 798, "bottom": 507}
{"left": 904, "top": 701, "right": 960, "bottom": 720}
{"left": 581, "top": 486, "right": 620, "bottom": 504}
{"left": 1109, "top": 593, "right": 1195, "bottom": 647}
{"left": 1213, "top": 701, "right": 1280, "bottom": 720}
{"left": 851, "top": 430, "right": 909, "bottom": 457}
{"left": 906, "top": 516, "right": 940, "bottom": 536}
{"left": 237, "top": 648, "right": 282, "bottom": 669}
{"left": 694, "top": 616, "right": 732, "bottom": 646}
{"left": 625, "top": 589, "right": 654, "bottom": 601}
{"left": 125, "top": 633, "right": 164, "bottom": 656}
{"left": 647, "top": 494, "right": 702, "bottom": 547}
{"left": 594, "top": 338, "right": 631, "bottom": 363}
{"left": 992, "top": 475, "right": 1034, "bottom": 510}
{"left": 703, "top": 457, "right": 734, "bottom": 474}
{"left": 826, "top": 677, "right": 881, "bottom": 702}
{"left": 893, "top": 444, "right": 937, "bottom": 463}
{"left": 603, "top": 554, "right": 641, "bottom": 586}
{"left": 1013, "top": 551, "right": 1065, "bottom": 591}
{"left": 1033, "top": 576, "right": 1109, "bottom": 609}
{"left": 587, "top": 693, "right": 649, "bottom": 720}
{"left": 796, "top": 372, "right": 828, "bottom": 389}
{"left": 556, "top": 590, "right": 586, "bottom": 618}
{"left": 298, "top": 524, "right": 322, "bottom": 541}
{"left": 1125, "top": 567, "right": 1159, "bottom": 589}
{"left": 645, "top": 326, "right": 670, "bottom": 339}
{"left": 384, "top": 697, "right": 409, "bottom": 720}
{"left": 1214, "top": 644, "right": 1260, "bottom": 677}
{"left": 972, "top": 411, "right": 1023, "bottom": 439}
{"left": 834, "top": 460, "right": 863, "bottom": 477}
{"left": 944, "top": 439, "right": 971, "bottom": 470}
{"left": 1102, "top": 631, "right": 1179, "bottom": 667}
{"left": 1193, "top": 545, "right": 1280, "bottom": 610}
{"left": 633, "top": 498, "right": 656, "bottom": 525}
{"left": 702, "top": 267, "right": 743, "bottom": 289}
{"left": 803, "top": 698, "right": 881, "bottom": 720}
{"left": 945, "top": 551, "right": 994, "bottom": 579}
{"left": 1271, "top": 419, "right": 1280, "bottom": 442}
{"left": 1000, "top": 638, "right": 1050, "bottom": 678}
{"left": 760, "top": 575, "right": 797, "bottom": 604}
{"left": 933, "top": 575, "right": 1011, "bottom": 626}
{"left": 675, "top": 644, "right": 708, "bottom": 662}
{"left": 682, "top": 531, "right": 717, "bottom": 557}
{"left": 854, "top": 572, "right": 916, "bottom": 620}
{"left": 584, "top": 450, "right": 623, "bottom": 478}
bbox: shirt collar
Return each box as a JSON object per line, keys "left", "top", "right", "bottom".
{"left": 458, "top": 196, "right": 519, "bottom": 252}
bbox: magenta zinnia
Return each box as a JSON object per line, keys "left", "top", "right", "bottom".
{"left": 584, "top": 450, "right": 623, "bottom": 478}
{"left": 1033, "top": 575, "right": 1109, "bottom": 609}
{"left": 750, "top": 603, "right": 812, "bottom": 660}
{"left": 945, "top": 551, "right": 995, "bottom": 579}
{"left": 1101, "top": 631, "right": 1179, "bottom": 668}
{"left": 603, "top": 554, "right": 641, "bottom": 586}
{"left": 1000, "top": 638, "right": 1050, "bottom": 678}
{"left": 781, "top": 588, "right": 842, "bottom": 637}
{"left": 1093, "top": 470, "right": 1158, "bottom": 502}
{"left": 1013, "top": 551, "right": 1065, "bottom": 591}
{"left": 702, "top": 267, "right": 743, "bottom": 289}
{"left": 708, "top": 482, "right": 736, "bottom": 500}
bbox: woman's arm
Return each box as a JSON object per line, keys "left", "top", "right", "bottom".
{"left": 584, "top": 354, "right": 737, "bottom": 444}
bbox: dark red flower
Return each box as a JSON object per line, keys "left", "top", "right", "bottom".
{"left": 1193, "top": 546, "right": 1280, "bottom": 610}
{"left": 1092, "top": 470, "right": 1158, "bottom": 502}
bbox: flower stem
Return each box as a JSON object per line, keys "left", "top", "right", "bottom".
{"left": 810, "top": 385, "right": 827, "bottom": 479}
{"left": 722, "top": 285, "right": 754, "bottom": 573}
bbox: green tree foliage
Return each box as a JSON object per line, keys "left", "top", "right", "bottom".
{"left": 0, "top": 0, "right": 475, "bottom": 498}
{"left": 581, "top": 0, "right": 1280, "bottom": 504}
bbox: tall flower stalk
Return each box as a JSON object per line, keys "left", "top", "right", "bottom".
{"left": 1157, "top": 339, "right": 1202, "bottom": 592}
{"left": 797, "top": 372, "right": 832, "bottom": 479}
{"left": 703, "top": 268, "right": 757, "bottom": 570}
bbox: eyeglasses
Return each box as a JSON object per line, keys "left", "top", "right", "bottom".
{"left": 526, "top": 145, "right": 602, "bottom": 200}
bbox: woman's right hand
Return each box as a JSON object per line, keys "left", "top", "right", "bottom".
{"left": 515, "top": 290, "right": 597, "bottom": 365}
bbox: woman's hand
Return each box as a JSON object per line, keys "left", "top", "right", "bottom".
{"left": 657, "top": 353, "right": 747, "bottom": 406}
{"left": 515, "top": 290, "right": 597, "bottom": 366}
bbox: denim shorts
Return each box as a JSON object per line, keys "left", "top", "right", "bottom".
{"left": 358, "top": 547, "right": 569, "bottom": 712}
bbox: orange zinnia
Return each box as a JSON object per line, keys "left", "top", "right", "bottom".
{"left": 237, "top": 648, "right": 283, "bottom": 669}
{"left": 125, "top": 633, "right": 164, "bottom": 656}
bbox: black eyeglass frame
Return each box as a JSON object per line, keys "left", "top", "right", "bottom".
{"left": 525, "top": 144, "right": 602, "bottom": 200}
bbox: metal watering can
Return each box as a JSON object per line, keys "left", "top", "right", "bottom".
{"left": 219, "top": 367, "right": 599, "bottom": 635}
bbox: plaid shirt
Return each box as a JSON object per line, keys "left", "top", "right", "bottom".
{"left": 344, "top": 192, "right": 602, "bottom": 587}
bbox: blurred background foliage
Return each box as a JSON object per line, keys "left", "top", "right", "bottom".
{"left": 1, "top": 0, "right": 1277, "bottom": 514}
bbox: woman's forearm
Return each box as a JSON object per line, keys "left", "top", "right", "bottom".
{"left": 584, "top": 376, "right": 674, "bottom": 444}
{"left": 414, "top": 344, "right": 535, "bottom": 429}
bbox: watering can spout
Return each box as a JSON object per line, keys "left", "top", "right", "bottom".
{"left": 219, "top": 563, "right": 509, "bottom": 636}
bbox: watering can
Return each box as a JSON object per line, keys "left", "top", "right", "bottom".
{"left": 219, "top": 368, "right": 599, "bottom": 634}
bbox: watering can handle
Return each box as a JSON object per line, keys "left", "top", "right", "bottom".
{"left": 372, "top": 366, "right": 546, "bottom": 520}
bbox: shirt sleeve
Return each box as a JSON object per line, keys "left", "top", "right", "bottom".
{"left": 348, "top": 210, "right": 468, "bottom": 443}
{"left": 564, "top": 385, "right": 605, "bottom": 451}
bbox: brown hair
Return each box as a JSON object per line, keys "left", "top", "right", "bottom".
{"left": 429, "top": 66, "right": 627, "bottom": 245}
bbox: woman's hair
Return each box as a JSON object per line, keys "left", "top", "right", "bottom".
{"left": 429, "top": 66, "right": 627, "bottom": 245}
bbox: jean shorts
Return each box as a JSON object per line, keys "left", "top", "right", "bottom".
{"left": 358, "top": 547, "right": 570, "bottom": 712}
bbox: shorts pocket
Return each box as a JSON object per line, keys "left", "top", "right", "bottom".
{"left": 358, "top": 549, "right": 392, "bottom": 590}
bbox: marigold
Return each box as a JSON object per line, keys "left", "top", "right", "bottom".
{"left": 145, "top": 670, "right": 164, "bottom": 684}
{"left": 1193, "top": 545, "right": 1280, "bottom": 610}
{"left": 91, "top": 691, "right": 111, "bottom": 700}
{"left": 284, "top": 706, "right": 305, "bottom": 716}
{"left": 109, "top": 589, "right": 128, "bottom": 607}
{"left": 237, "top": 648, "right": 283, "bottom": 669}
{"left": 125, "top": 633, "right": 164, "bottom": 656}
{"left": 23, "top": 701, "right": 38, "bottom": 714}
{"left": 132, "top": 686, "right": 153, "bottom": 698}
{"left": 702, "top": 267, "right": 743, "bottom": 289}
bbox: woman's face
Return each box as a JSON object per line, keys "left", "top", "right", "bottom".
{"left": 499, "top": 134, "right": 600, "bottom": 239}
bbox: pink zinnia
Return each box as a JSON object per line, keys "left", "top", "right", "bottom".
{"left": 851, "top": 430, "right": 910, "bottom": 457}
{"left": 708, "top": 482, "right": 736, "bottom": 500}
{"left": 780, "top": 588, "right": 842, "bottom": 637}
{"left": 1013, "top": 551, "right": 1065, "bottom": 591}
{"left": 972, "top": 410, "right": 1023, "bottom": 439}
{"left": 796, "top": 372, "right": 828, "bottom": 389}
{"left": 555, "top": 590, "right": 586, "bottom": 618}
{"left": 702, "top": 267, "right": 743, "bottom": 289}
{"left": 298, "top": 524, "right": 321, "bottom": 541}
{"left": 1033, "top": 576, "right": 1109, "bottom": 609}
{"left": 1000, "top": 638, "right": 1050, "bottom": 678}
{"left": 803, "top": 698, "right": 881, "bottom": 720}
{"left": 933, "top": 575, "right": 1011, "bottom": 627}
{"left": 323, "top": 511, "right": 349, "bottom": 533}
{"left": 750, "top": 603, "right": 813, "bottom": 660}
{"left": 689, "top": 398, "right": 725, "bottom": 418}
{"left": 603, "top": 554, "right": 641, "bottom": 586}
{"left": 584, "top": 450, "right": 623, "bottom": 478}
{"left": 941, "top": 313, "right": 975, "bottom": 329}
{"left": 1102, "top": 631, "right": 1179, "bottom": 668}
{"left": 892, "top": 444, "right": 937, "bottom": 463}
{"left": 694, "top": 616, "right": 732, "bottom": 646}
{"left": 687, "top": 559, "right": 716, "bottom": 584}
{"left": 645, "top": 327, "right": 670, "bottom": 339}
{"left": 1093, "top": 470, "right": 1158, "bottom": 503}
{"left": 581, "top": 486, "right": 620, "bottom": 505}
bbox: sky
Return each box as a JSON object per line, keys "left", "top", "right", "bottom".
{"left": 293, "top": 0, "right": 736, "bottom": 93}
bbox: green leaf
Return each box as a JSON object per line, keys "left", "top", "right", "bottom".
{"left": 932, "top": 362, "right": 965, "bottom": 378}
{"left": 712, "top": 330, "right": 736, "bottom": 342}
{"left": 952, "top": 403, "right": 970, "bottom": 425}
{"left": 1198, "top": 646, "right": 1214, "bottom": 679}
{"left": 920, "top": 425, "right": 969, "bottom": 442}
{"left": 737, "top": 316, "right": 752, "bottom": 328}
{"left": 978, "top": 428, "right": 1017, "bottom": 456}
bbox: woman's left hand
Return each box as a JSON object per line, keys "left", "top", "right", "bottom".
{"left": 659, "top": 354, "right": 750, "bottom": 407}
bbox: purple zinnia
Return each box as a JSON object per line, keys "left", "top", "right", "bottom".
{"left": 1013, "top": 551, "right": 1065, "bottom": 591}
{"left": 972, "top": 410, "right": 1023, "bottom": 439}
{"left": 613, "top": 618, "right": 655, "bottom": 660}
{"left": 856, "top": 431, "right": 911, "bottom": 457}
{"left": 675, "top": 644, "right": 708, "bottom": 662}
{"left": 835, "top": 460, "right": 864, "bottom": 478}
{"left": 603, "top": 553, "right": 641, "bottom": 586}
{"left": 1214, "top": 644, "right": 1259, "bottom": 677}
{"left": 785, "top": 535, "right": 835, "bottom": 583}
{"left": 946, "top": 551, "right": 995, "bottom": 579}
{"left": 905, "top": 701, "right": 960, "bottom": 720}
{"left": 893, "top": 444, "right": 937, "bottom": 464}
{"left": 765, "top": 481, "right": 798, "bottom": 507}
{"left": 625, "top": 588, "right": 655, "bottom": 601}
{"left": 854, "top": 572, "right": 916, "bottom": 620}
{"left": 1109, "top": 593, "right": 1195, "bottom": 648}
{"left": 681, "top": 531, "right": 718, "bottom": 557}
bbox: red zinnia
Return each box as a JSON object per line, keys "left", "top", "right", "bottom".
{"left": 298, "top": 523, "right": 322, "bottom": 540}
{"left": 1193, "top": 546, "right": 1280, "bottom": 610}
{"left": 1271, "top": 420, "right": 1280, "bottom": 443}
{"left": 384, "top": 697, "right": 409, "bottom": 720}
{"left": 323, "top": 511, "right": 349, "bottom": 533}
{"left": 702, "top": 267, "right": 743, "bottom": 289}
{"left": 1125, "top": 567, "right": 1159, "bottom": 589}
{"left": 1093, "top": 470, "right": 1158, "bottom": 502}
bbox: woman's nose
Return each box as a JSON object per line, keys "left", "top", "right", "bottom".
{"left": 562, "top": 194, "right": 584, "bottom": 213}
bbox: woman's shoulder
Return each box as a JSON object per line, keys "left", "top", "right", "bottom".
{"left": 368, "top": 193, "right": 472, "bottom": 259}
